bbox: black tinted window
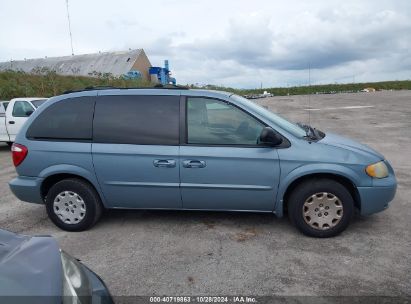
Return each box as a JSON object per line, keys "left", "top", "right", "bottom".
{"left": 93, "top": 95, "right": 180, "bottom": 145}
{"left": 26, "top": 97, "right": 95, "bottom": 140}
{"left": 31, "top": 99, "right": 47, "bottom": 108}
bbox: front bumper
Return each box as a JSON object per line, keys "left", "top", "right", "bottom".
{"left": 357, "top": 174, "right": 397, "bottom": 215}
{"left": 9, "top": 176, "right": 44, "bottom": 204}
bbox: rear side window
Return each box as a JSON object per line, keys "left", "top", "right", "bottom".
{"left": 31, "top": 99, "right": 47, "bottom": 108}
{"left": 93, "top": 95, "right": 180, "bottom": 145}
{"left": 26, "top": 97, "right": 95, "bottom": 140}
{"left": 0, "top": 103, "right": 5, "bottom": 116}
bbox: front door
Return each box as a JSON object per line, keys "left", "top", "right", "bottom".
{"left": 180, "top": 97, "right": 280, "bottom": 211}
{"left": 7, "top": 100, "right": 34, "bottom": 141}
{"left": 92, "top": 94, "right": 182, "bottom": 209}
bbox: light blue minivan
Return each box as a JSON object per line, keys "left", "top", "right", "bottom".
{"left": 9, "top": 86, "right": 397, "bottom": 237}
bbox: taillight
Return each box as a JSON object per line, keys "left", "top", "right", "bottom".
{"left": 11, "top": 143, "right": 28, "bottom": 167}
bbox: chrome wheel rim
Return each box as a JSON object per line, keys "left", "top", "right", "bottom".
{"left": 53, "top": 191, "right": 86, "bottom": 224}
{"left": 302, "top": 192, "right": 343, "bottom": 230}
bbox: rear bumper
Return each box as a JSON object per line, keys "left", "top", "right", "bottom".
{"left": 9, "top": 176, "right": 44, "bottom": 204}
{"left": 357, "top": 175, "right": 397, "bottom": 215}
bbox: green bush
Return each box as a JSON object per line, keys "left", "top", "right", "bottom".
{"left": 192, "top": 80, "right": 411, "bottom": 96}
{"left": 0, "top": 69, "right": 151, "bottom": 99}
{"left": 0, "top": 69, "right": 410, "bottom": 100}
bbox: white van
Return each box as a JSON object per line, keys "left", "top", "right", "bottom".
{"left": 0, "top": 98, "right": 47, "bottom": 145}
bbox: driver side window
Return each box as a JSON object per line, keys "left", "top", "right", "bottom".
{"left": 12, "top": 101, "right": 34, "bottom": 117}
{"left": 187, "top": 97, "right": 265, "bottom": 145}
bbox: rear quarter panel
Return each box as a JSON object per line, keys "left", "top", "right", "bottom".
{"left": 13, "top": 91, "right": 107, "bottom": 206}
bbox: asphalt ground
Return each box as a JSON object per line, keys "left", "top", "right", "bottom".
{"left": 0, "top": 90, "right": 410, "bottom": 298}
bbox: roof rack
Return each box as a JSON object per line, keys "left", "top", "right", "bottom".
{"left": 63, "top": 86, "right": 115, "bottom": 94}
{"left": 63, "top": 84, "right": 189, "bottom": 94}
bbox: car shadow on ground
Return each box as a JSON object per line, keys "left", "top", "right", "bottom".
{"left": 99, "top": 208, "right": 289, "bottom": 232}
{"left": 0, "top": 144, "right": 10, "bottom": 151}
{"left": 97, "top": 207, "right": 368, "bottom": 233}
{"left": 102, "top": 208, "right": 279, "bottom": 225}
{"left": 5, "top": 201, "right": 379, "bottom": 239}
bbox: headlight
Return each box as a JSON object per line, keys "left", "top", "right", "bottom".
{"left": 61, "top": 250, "right": 91, "bottom": 304}
{"left": 365, "top": 161, "right": 389, "bottom": 178}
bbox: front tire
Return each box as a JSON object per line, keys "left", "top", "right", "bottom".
{"left": 46, "top": 178, "right": 103, "bottom": 231}
{"left": 288, "top": 178, "right": 354, "bottom": 238}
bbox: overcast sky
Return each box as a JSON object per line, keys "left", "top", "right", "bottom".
{"left": 0, "top": 0, "right": 410, "bottom": 88}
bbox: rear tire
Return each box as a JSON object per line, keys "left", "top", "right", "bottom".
{"left": 6, "top": 142, "right": 12, "bottom": 147}
{"left": 288, "top": 178, "right": 354, "bottom": 238}
{"left": 45, "top": 178, "right": 103, "bottom": 231}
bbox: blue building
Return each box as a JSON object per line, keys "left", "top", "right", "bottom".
{"left": 149, "top": 60, "right": 176, "bottom": 85}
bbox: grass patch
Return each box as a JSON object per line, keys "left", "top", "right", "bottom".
{"left": 0, "top": 69, "right": 151, "bottom": 99}
{"left": 1, "top": 69, "right": 410, "bottom": 100}
{"left": 191, "top": 80, "right": 411, "bottom": 96}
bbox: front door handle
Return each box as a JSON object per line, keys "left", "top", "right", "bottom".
{"left": 183, "top": 160, "right": 206, "bottom": 168}
{"left": 153, "top": 159, "right": 176, "bottom": 168}
{"left": 8, "top": 121, "right": 15, "bottom": 124}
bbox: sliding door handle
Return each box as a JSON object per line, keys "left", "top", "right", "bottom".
{"left": 153, "top": 159, "right": 176, "bottom": 168}
{"left": 183, "top": 160, "right": 206, "bottom": 168}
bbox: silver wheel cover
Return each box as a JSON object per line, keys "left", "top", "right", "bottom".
{"left": 53, "top": 191, "right": 86, "bottom": 224}
{"left": 302, "top": 192, "right": 343, "bottom": 230}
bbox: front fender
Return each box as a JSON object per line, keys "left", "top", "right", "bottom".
{"left": 38, "top": 164, "right": 108, "bottom": 207}
{"left": 274, "top": 163, "right": 367, "bottom": 217}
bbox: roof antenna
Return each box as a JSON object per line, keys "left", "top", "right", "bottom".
{"left": 308, "top": 62, "right": 311, "bottom": 125}
{"left": 65, "top": 0, "right": 74, "bottom": 55}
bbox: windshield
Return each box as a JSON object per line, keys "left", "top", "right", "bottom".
{"left": 31, "top": 99, "right": 47, "bottom": 108}
{"left": 230, "top": 94, "right": 307, "bottom": 138}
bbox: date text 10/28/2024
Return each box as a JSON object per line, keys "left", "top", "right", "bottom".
{"left": 149, "top": 296, "right": 257, "bottom": 303}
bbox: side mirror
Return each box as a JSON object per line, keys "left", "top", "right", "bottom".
{"left": 25, "top": 110, "right": 34, "bottom": 116}
{"left": 259, "top": 127, "right": 283, "bottom": 146}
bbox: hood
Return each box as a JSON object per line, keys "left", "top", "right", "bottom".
{"left": 0, "top": 229, "right": 62, "bottom": 301}
{"left": 319, "top": 132, "right": 384, "bottom": 161}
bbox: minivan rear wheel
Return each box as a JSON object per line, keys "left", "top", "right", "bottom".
{"left": 45, "top": 178, "right": 103, "bottom": 231}
{"left": 288, "top": 178, "right": 354, "bottom": 238}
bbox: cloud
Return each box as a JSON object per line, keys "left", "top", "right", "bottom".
{"left": 151, "top": 4, "right": 411, "bottom": 87}
{"left": 0, "top": 0, "right": 410, "bottom": 88}
{"left": 170, "top": 8, "right": 411, "bottom": 72}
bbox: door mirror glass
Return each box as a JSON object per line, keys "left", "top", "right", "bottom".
{"left": 25, "top": 109, "right": 34, "bottom": 116}
{"left": 259, "top": 127, "right": 283, "bottom": 146}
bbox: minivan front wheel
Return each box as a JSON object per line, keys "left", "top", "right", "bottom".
{"left": 288, "top": 179, "right": 354, "bottom": 237}
{"left": 46, "top": 178, "right": 103, "bottom": 231}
